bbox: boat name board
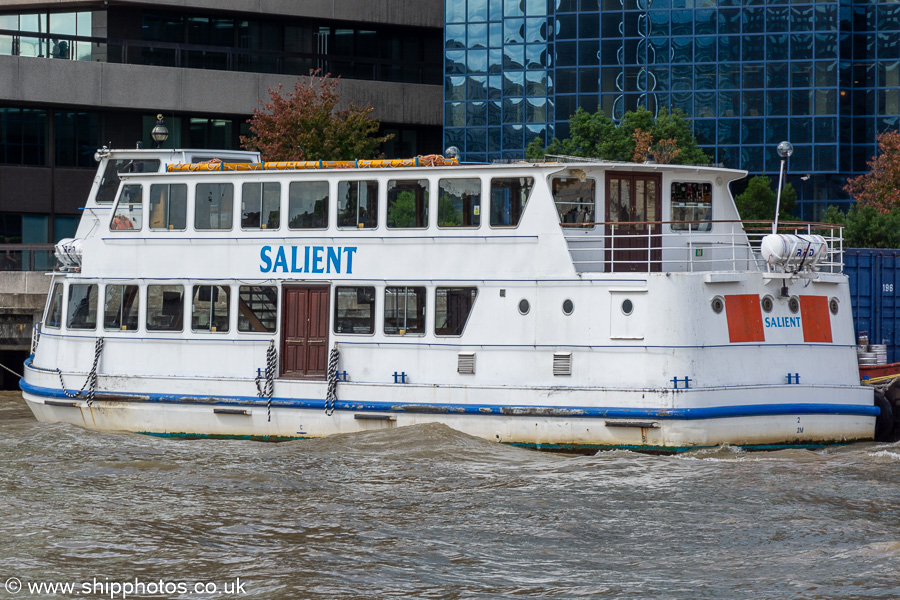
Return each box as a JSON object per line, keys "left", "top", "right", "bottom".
{"left": 260, "top": 245, "right": 358, "bottom": 274}
{"left": 764, "top": 316, "right": 801, "bottom": 328}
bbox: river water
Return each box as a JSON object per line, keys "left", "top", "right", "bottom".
{"left": 1, "top": 390, "right": 899, "bottom": 599}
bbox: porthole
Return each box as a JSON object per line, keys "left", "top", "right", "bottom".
{"left": 761, "top": 295, "right": 774, "bottom": 313}
{"left": 711, "top": 296, "right": 725, "bottom": 314}
{"left": 622, "top": 299, "right": 634, "bottom": 316}
{"left": 518, "top": 299, "right": 530, "bottom": 315}
{"left": 788, "top": 296, "right": 800, "bottom": 314}
{"left": 830, "top": 297, "right": 839, "bottom": 315}
{"left": 562, "top": 299, "right": 574, "bottom": 315}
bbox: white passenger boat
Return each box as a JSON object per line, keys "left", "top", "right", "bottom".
{"left": 20, "top": 146, "right": 883, "bottom": 451}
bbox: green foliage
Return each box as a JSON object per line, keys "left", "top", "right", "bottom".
{"left": 734, "top": 175, "right": 796, "bottom": 221}
{"left": 241, "top": 70, "right": 391, "bottom": 161}
{"left": 823, "top": 204, "right": 900, "bottom": 249}
{"left": 387, "top": 190, "right": 417, "bottom": 228}
{"left": 529, "top": 105, "right": 710, "bottom": 165}
{"left": 438, "top": 195, "right": 462, "bottom": 226}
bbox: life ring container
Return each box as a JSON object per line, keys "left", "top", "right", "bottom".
{"left": 111, "top": 215, "right": 133, "bottom": 230}
{"left": 874, "top": 391, "right": 896, "bottom": 442}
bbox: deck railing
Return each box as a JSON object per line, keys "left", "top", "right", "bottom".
{"left": 561, "top": 220, "right": 844, "bottom": 274}
{"left": 0, "top": 244, "right": 58, "bottom": 272}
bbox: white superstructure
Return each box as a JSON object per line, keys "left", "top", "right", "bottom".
{"left": 21, "top": 149, "right": 877, "bottom": 451}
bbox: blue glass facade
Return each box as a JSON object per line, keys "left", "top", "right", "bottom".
{"left": 444, "top": 0, "right": 900, "bottom": 218}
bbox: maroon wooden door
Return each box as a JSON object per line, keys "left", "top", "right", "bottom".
{"left": 281, "top": 285, "right": 330, "bottom": 379}
{"left": 606, "top": 172, "right": 662, "bottom": 272}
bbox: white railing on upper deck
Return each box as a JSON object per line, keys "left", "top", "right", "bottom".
{"left": 561, "top": 220, "right": 844, "bottom": 274}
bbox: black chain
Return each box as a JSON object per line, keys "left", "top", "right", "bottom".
{"left": 57, "top": 337, "right": 103, "bottom": 407}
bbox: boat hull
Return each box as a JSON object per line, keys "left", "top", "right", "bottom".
{"left": 21, "top": 365, "right": 877, "bottom": 452}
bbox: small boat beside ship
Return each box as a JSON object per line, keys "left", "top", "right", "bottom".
{"left": 19, "top": 146, "right": 896, "bottom": 451}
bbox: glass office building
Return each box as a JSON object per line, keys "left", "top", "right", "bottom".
{"left": 444, "top": 0, "right": 900, "bottom": 218}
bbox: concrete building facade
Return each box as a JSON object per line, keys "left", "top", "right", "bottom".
{"left": 0, "top": 0, "right": 444, "bottom": 248}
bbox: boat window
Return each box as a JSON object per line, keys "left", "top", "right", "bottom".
{"left": 96, "top": 159, "right": 160, "bottom": 204}
{"left": 195, "top": 183, "right": 234, "bottom": 230}
{"left": 552, "top": 177, "right": 595, "bottom": 227}
{"left": 103, "top": 284, "right": 139, "bottom": 331}
{"left": 334, "top": 286, "right": 376, "bottom": 334}
{"left": 338, "top": 180, "right": 378, "bottom": 229}
{"left": 191, "top": 285, "right": 230, "bottom": 333}
{"left": 671, "top": 182, "right": 712, "bottom": 231}
{"left": 435, "top": 287, "right": 478, "bottom": 336}
{"left": 490, "top": 177, "right": 533, "bottom": 227}
{"left": 438, "top": 178, "right": 481, "bottom": 227}
{"left": 387, "top": 179, "right": 429, "bottom": 228}
{"left": 110, "top": 184, "right": 143, "bottom": 231}
{"left": 238, "top": 285, "right": 277, "bottom": 333}
{"left": 45, "top": 282, "right": 63, "bottom": 328}
{"left": 149, "top": 183, "right": 187, "bottom": 230}
{"left": 288, "top": 181, "right": 329, "bottom": 229}
{"left": 66, "top": 284, "right": 98, "bottom": 330}
{"left": 146, "top": 285, "right": 184, "bottom": 331}
{"left": 242, "top": 182, "right": 281, "bottom": 230}
{"left": 384, "top": 286, "right": 426, "bottom": 335}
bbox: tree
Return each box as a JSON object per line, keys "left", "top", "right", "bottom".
{"left": 824, "top": 204, "right": 900, "bottom": 248}
{"left": 240, "top": 70, "right": 391, "bottom": 161}
{"left": 844, "top": 130, "right": 900, "bottom": 214}
{"left": 734, "top": 175, "right": 797, "bottom": 221}
{"left": 525, "top": 105, "right": 710, "bottom": 165}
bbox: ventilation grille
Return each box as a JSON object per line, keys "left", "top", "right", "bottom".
{"left": 458, "top": 352, "right": 476, "bottom": 375}
{"left": 553, "top": 352, "right": 572, "bottom": 376}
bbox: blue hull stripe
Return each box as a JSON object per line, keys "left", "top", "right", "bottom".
{"left": 19, "top": 379, "right": 879, "bottom": 420}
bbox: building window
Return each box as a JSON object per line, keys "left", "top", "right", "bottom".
{"left": 438, "top": 178, "right": 481, "bottom": 227}
{"left": 671, "top": 182, "right": 712, "bottom": 232}
{"left": 337, "top": 180, "right": 378, "bottom": 229}
{"left": 552, "top": 177, "right": 594, "bottom": 226}
{"left": 435, "top": 287, "right": 477, "bottom": 336}
{"left": 149, "top": 184, "right": 188, "bottom": 230}
{"left": 45, "top": 283, "right": 63, "bottom": 328}
{"left": 238, "top": 285, "right": 277, "bottom": 333}
{"left": 288, "top": 181, "right": 328, "bottom": 229}
{"left": 334, "top": 286, "right": 376, "bottom": 334}
{"left": 195, "top": 183, "right": 233, "bottom": 230}
{"left": 110, "top": 185, "right": 143, "bottom": 231}
{"left": 191, "top": 285, "right": 230, "bottom": 332}
{"left": 103, "top": 284, "right": 139, "bottom": 331}
{"left": 147, "top": 285, "right": 184, "bottom": 331}
{"left": 384, "top": 286, "right": 425, "bottom": 335}
{"left": 490, "top": 177, "right": 533, "bottom": 227}
{"left": 242, "top": 182, "right": 281, "bottom": 230}
{"left": 66, "top": 284, "right": 98, "bottom": 330}
{"left": 387, "top": 179, "right": 428, "bottom": 228}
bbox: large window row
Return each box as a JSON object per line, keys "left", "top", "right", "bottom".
{"left": 46, "top": 282, "right": 278, "bottom": 334}
{"left": 110, "top": 177, "right": 535, "bottom": 232}
{"left": 44, "top": 282, "right": 479, "bottom": 337}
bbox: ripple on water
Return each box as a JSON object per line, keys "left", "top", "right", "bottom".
{"left": 2, "top": 391, "right": 900, "bottom": 599}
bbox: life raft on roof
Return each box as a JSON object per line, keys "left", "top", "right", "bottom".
{"left": 166, "top": 154, "right": 459, "bottom": 172}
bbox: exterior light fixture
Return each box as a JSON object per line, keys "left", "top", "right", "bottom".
{"left": 772, "top": 141, "right": 793, "bottom": 234}
{"left": 151, "top": 114, "right": 169, "bottom": 148}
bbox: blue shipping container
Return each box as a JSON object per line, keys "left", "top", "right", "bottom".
{"left": 844, "top": 248, "right": 900, "bottom": 364}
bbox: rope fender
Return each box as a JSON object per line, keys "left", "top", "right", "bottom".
{"left": 255, "top": 340, "right": 276, "bottom": 422}
{"left": 325, "top": 344, "right": 340, "bottom": 416}
{"left": 57, "top": 337, "right": 103, "bottom": 407}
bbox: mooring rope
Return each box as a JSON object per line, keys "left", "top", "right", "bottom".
{"left": 57, "top": 337, "right": 103, "bottom": 407}
{"left": 325, "top": 344, "right": 340, "bottom": 416}
{"left": 255, "top": 340, "right": 276, "bottom": 422}
{"left": 0, "top": 360, "right": 23, "bottom": 379}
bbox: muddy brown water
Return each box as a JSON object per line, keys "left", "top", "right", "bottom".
{"left": 1, "top": 391, "right": 899, "bottom": 599}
